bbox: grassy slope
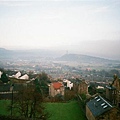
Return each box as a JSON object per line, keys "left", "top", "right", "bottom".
{"left": 46, "top": 101, "right": 87, "bottom": 120}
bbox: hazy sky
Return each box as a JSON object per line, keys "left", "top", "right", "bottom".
{"left": 0, "top": 0, "right": 120, "bottom": 59}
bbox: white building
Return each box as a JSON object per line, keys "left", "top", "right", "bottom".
{"left": 0, "top": 71, "right": 3, "bottom": 78}
{"left": 19, "top": 74, "right": 29, "bottom": 80}
{"left": 14, "top": 71, "right": 21, "bottom": 79}
{"left": 63, "top": 79, "right": 73, "bottom": 90}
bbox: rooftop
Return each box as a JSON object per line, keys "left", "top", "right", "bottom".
{"left": 53, "top": 82, "right": 63, "bottom": 90}
{"left": 106, "top": 85, "right": 116, "bottom": 90}
{"left": 86, "top": 95, "right": 113, "bottom": 117}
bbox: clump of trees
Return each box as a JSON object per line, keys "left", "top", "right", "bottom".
{"left": 9, "top": 72, "right": 51, "bottom": 120}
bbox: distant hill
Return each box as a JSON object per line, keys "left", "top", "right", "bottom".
{"left": 56, "top": 54, "right": 117, "bottom": 64}
{"left": 0, "top": 48, "right": 14, "bottom": 59}
{"left": 0, "top": 48, "right": 61, "bottom": 60}
{"left": 0, "top": 48, "right": 12, "bottom": 54}
{"left": 0, "top": 48, "right": 119, "bottom": 64}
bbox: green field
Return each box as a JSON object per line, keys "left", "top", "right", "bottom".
{"left": 0, "top": 100, "right": 87, "bottom": 120}
{"left": 46, "top": 101, "right": 87, "bottom": 120}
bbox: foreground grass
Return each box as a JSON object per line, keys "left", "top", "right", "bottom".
{"left": 0, "top": 100, "right": 87, "bottom": 120}
{"left": 46, "top": 101, "right": 87, "bottom": 120}
{"left": 0, "top": 100, "right": 10, "bottom": 115}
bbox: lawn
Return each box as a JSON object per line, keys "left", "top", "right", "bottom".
{"left": 46, "top": 101, "right": 87, "bottom": 120}
{"left": 0, "top": 100, "right": 11, "bottom": 115}
{"left": 0, "top": 100, "right": 87, "bottom": 120}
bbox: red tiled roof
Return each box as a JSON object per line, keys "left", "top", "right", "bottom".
{"left": 53, "top": 82, "right": 62, "bottom": 89}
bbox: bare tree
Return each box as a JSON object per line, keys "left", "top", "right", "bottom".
{"left": 13, "top": 85, "right": 48, "bottom": 120}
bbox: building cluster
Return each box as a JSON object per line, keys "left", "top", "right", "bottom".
{"left": 9, "top": 71, "right": 29, "bottom": 80}
{"left": 86, "top": 75, "right": 120, "bottom": 120}
{"left": 0, "top": 69, "right": 120, "bottom": 120}
{"left": 48, "top": 75, "right": 120, "bottom": 120}
{"left": 49, "top": 79, "right": 88, "bottom": 98}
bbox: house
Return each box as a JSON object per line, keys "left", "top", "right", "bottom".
{"left": 0, "top": 71, "right": 2, "bottom": 78}
{"left": 86, "top": 95, "right": 120, "bottom": 120}
{"left": 106, "top": 75, "right": 120, "bottom": 108}
{"left": 14, "top": 71, "right": 21, "bottom": 79}
{"left": 78, "top": 79, "right": 88, "bottom": 94}
{"left": 19, "top": 74, "right": 29, "bottom": 80}
{"left": 97, "top": 86, "right": 104, "bottom": 89}
{"left": 106, "top": 85, "right": 116, "bottom": 105}
{"left": 49, "top": 82, "right": 64, "bottom": 97}
{"left": 63, "top": 79, "right": 73, "bottom": 90}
